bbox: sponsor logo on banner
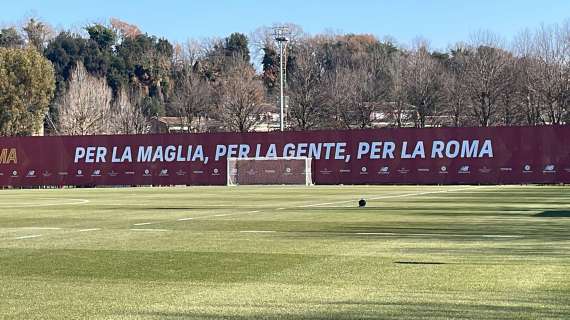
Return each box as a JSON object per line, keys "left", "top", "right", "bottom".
{"left": 76, "top": 169, "right": 84, "bottom": 177}
{"left": 285, "top": 167, "right": 291, "bottom": 173}
{"left": 397, "top": 168, "right": 410, "bottom": 174}
{"left": 319, "top": 168, "right": 332, "bottom": 175}
{"left": 91, "top": 170, "right": 101, "bottom": 177}
{"left": 176, "top": 170, "right": 187, "bottom": 176}
{"left": 26, "top": 170, "right": 36, "bottom": 178}
{"left": 360, "top": 166, "right": 368, "bottom": 175}
{"left": 439, "top": 166, "right": 448, "bottom": 174}
{"left": 564, "top": 168, "right": 570, "bottom": 173}
{"left": 192, "top": 170, "right": 204, "bottom": 174}
{"left": 143, "top": 169, "right": 151, "bottom": 177}
{"left": 42, "top": 171, "right": 52, "bottom": 177}
{"left": 478, "top": 166, "right": 491, "bottom": 174}
{"left": 458, "top": 165, "right": 470, "bottom": 174}
{"left": 125, "top": 171, "right": 135, "bottom": 175}
{"left": 0, "top": 172, "right": 4, "bottom": 176}
{"left": 417, "top": 168, "right": 430, "bottom": 173}
{"left": 11, "top": 170, "right": 18, "bottom": 178}
{"left": 263, "top": 169, "right": 276, "bottom": 174}
{"left": 108, "top": 170, "right": 118, "bottom": 177}
{"left": 522, "top": 164, "right": 532, "bottom": 173}
{"left": 247, "top": 168, "right": 256, "bottom": 176}
{"left": 339, "top": 169, "right": 351, "bottom": 173}
{"left": 212, "top": 168, "right": 220, "bottom": 176}
{"left": 159, "top": 169, "right": 169, "bottom": 177}
{"left": 58, "top": 171, "right": 68, "bottom": 176}
{"left": 378, "top": 166, "right": 390, "bottom": 175}
{"left": 543, "top": 164, "right": 556, "bottom": 173}
{"left": 500, "top": 167, "right": 512, "bottom": 172}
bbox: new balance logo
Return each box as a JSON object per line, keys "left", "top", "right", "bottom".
{"left": 543, "top": 164, "right": 555, "bottom": 172}
{"left": 459, "top": 165, "right": 470, "bottom": 173}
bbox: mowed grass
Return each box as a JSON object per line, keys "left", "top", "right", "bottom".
{"left": 0, "top": 185, "right": 569, "bottom": 319}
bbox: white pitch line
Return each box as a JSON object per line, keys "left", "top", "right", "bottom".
{"left": 78, "top": 228, "right": 101, "bottom": 232}
{"left": 0, "top": 198, "right": 90, "bottom": 208}
{"left": 130, "top": 229, "right": 169, "bottom": 232}
{"left": 276, "top": 207, "right": 286, "bottom": 210}
{"left": 482, "top": 235, "right": 523, "bottom": 238}
{"left": 196, "top": 210, "right": 264, "bottom": 220}
{"left": 354, "top": 232, "right": 523, "bottom": 238}
{"left": 357, "top": 232, "right": 397, "bottom": 235}
{"left": 133, "top": 222, "right": 153, "bottom": 226}
{"left": 298, "top": 186, "right": 486, "bottom": 208}
{"left": 14, "top": 234, "right": 42, "bottom": 240}
{"left": 177, "top": 217, "right": 194, "bottom": 221}
{"left": 240, "top": 230, "right": 276, "bottom": 233}
{"left": 19, "top": 227, "right": 62, "bottom": 230}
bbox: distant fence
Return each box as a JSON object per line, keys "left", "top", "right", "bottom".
{"left": 0, "top": 126, "right": 569, "bottom": 187}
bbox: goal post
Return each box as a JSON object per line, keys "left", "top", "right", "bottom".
{"left": 227, "top": 157, "right": 313, "bottom": 186}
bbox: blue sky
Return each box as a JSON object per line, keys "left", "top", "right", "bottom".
{"left": 3, "top": 0, "right": 570, "bottom": 51}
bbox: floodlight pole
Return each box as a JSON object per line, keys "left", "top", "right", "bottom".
{"left": 274, "top": 27, "right": 289, "bottom": 131}
{"left": 279, "top": 41, "right": 285, "bottom": 131}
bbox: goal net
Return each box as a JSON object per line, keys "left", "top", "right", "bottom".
{"left": 227, "top": 157, "right": 313, "bottom": 186}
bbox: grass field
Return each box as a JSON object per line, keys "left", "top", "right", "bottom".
{"left": 1, "top": 185, "right": 569, "bottom": 319}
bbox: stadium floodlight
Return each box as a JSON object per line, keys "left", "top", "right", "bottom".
{"left": 227, "top": 157, "right": 312, "bottom": 186}
{"left": 273, "top": 26, "right": 290, "bottom": 131}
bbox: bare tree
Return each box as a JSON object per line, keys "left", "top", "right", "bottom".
{"left": 171, "top": 71, "right": 212, "bottom": 132}
{"left": 462, "top": 31, "right": 514, "bottom": 126}
{"left": 321, "top": 66, "right": 352, "bottom": 129}
{"left": 386, "top": 52, "right": 410, "bottom": 127}
{"left": 442, "top": 72, "right": 469, "bottom": 127}
{"left": 287, "top": 41, "right": 328, "bottom": 130}
{"left": 403, "top": 43, "right": 444, "bottom": 127}
{"left": 528, "top": 23, "right": 570, "bottom": 124}
{"left": 22, "top": 18, "right": 54, "bottom": 51}
{"left": 215, "top": 59, "right": 265, "bottom": 132}
{"left": 57, "top": 62, "right": 114, "bottom": 135}
{"left": 111, "top": 87, "right": 149, "bottom": 134}
{"left": 512, "top": 30, "right": 545, "bottom": 125}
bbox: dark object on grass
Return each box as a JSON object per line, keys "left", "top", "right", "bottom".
{"left": 358, "top": 198, "right": 366, "bottom": 207}
{"left": 534, "top": 210, "right": 570, "bottom": 218}
{"left": 395, "top": 261, "right": 446, "bottom": 265}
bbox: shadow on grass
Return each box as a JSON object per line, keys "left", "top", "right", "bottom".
{"left": 129, "top": 301, "right": 569, "bottom": 319}
{"left": 535, "top": 211, "right": 570, "bottom": 218}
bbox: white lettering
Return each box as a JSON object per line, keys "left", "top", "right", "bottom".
{"left": 445, "top": 140, "right": 460, "bottom": 158}
{"left": 431, "top": 141, "right": 445, "bottom": 158}
{"left": 74, "top": 147, "right": 86, "bottom": 163}
{"left": 357, "top": 142, "right": 370, "bottom": 159}
{"left": 383, "top": 142, "right": 395, "bottom": 159}
{"left": 215, "top": 145, "right": 227, "bottom": 161}
{"left": 479, "top": 140, "right": 493, "bottom": 158}
{"left": 411, "top": 141, "right": 425, "bottom": 159}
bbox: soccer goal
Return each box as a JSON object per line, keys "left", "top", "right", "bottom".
{"left": 227, "top": 157, "right": 313, "bottom": 186}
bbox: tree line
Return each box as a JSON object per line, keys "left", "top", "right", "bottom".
{"left": 0, "top": 18, "right": 569, "bottom": 136}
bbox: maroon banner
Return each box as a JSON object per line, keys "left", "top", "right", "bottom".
{"left": 0, "top": 126, "right": 569, "bottom": 186}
